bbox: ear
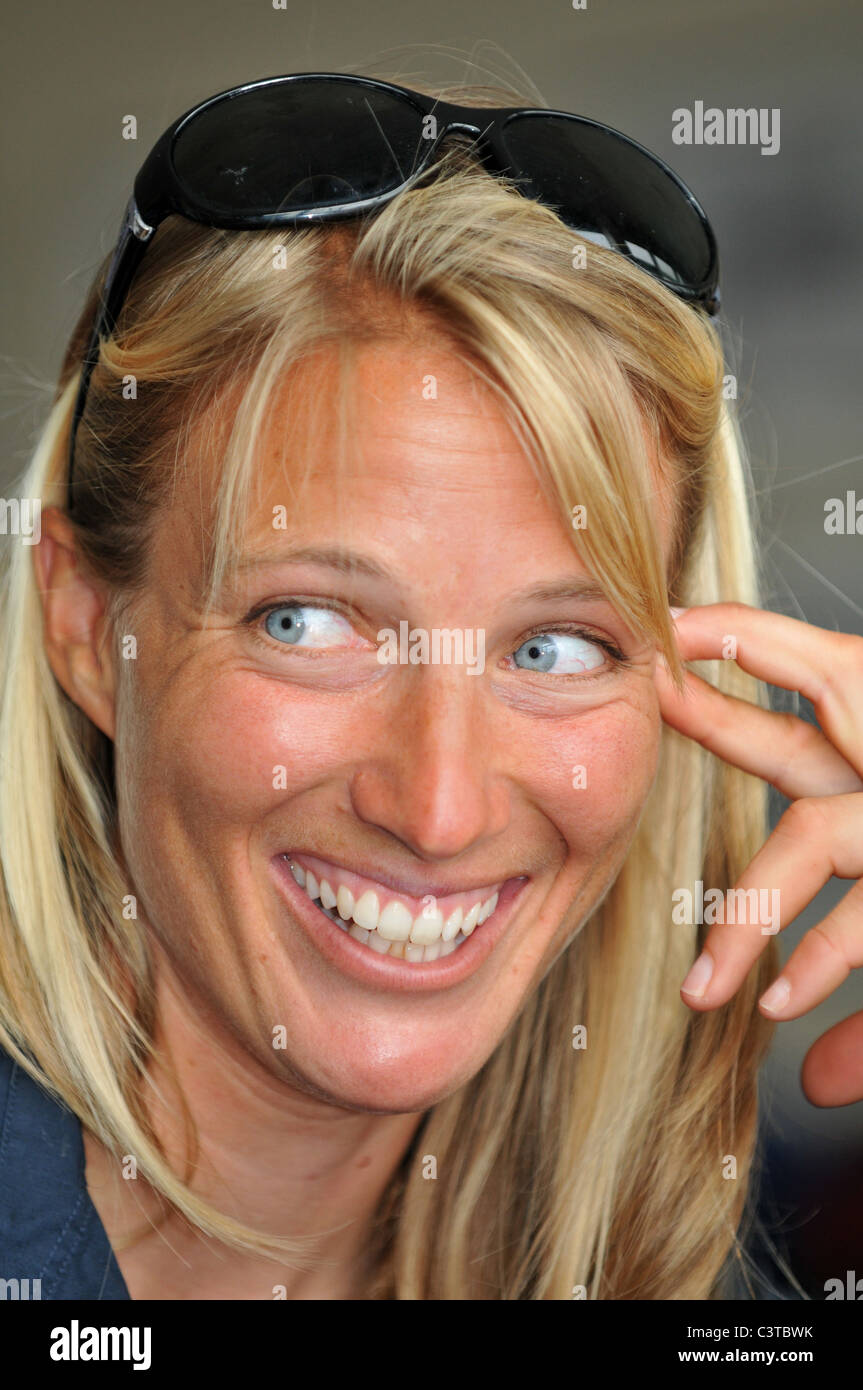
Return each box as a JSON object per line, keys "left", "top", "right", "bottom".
{"left": 32, "top": 507, "right": 117, "bottom": 741}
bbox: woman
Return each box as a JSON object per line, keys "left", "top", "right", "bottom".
{"left": 1, "top": 70, "right": 861, "bottom": 1301}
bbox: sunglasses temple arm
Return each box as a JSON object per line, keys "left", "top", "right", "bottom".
{"left": 67, "top": 197, "right": 154, "bottom": 501}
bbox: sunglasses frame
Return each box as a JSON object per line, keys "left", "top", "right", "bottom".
{"left": 67, "top": 71, "right": 721, "bottom": 493}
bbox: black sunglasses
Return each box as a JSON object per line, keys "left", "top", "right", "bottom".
{"left": 67, "top": 71, "right": 720, "bottom": 496}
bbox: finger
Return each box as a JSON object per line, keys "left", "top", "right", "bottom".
{"left": 757, "top": 876, "right": 863, "bottom": 1018}
{"left": 655, "top": 658, "right": 863, "bottom": 798}
{"left": 679, "top": 793, "right": 863, "bottom": 1009}
{"left": 800, "top": 1011, "right": 863, "bottom": 1107}
{"left": 670, "top": 604, "right": 863, "bottom": 774}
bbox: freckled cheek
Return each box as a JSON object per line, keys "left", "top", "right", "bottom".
{"left": 523, "top": 707, "right": 662, "bottom": 857}
{"left": 125, "top": 673, "right": 361, "bottom": 829}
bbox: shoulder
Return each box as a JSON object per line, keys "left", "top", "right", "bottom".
{"left": 0, "top": 1041, "right": 130, "bottom": 1301}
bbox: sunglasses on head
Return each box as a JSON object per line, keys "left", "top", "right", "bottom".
{"left": 67, "top": 71, "right": 721, "bottom": 496}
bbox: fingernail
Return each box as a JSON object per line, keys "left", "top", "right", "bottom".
{"left": 681, "top": 951, "right": 714, "bottom": 999}
{"left": 759, "top": 976, "right": 791, "bottom": 1015}
{"left": 669, "top": 607, "right": 689, "bottom": 619}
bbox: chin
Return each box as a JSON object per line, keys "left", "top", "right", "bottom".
{"left": 278, "top": 1041, "right": 485, "bottom": 1116}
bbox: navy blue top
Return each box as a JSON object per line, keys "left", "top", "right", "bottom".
{"left": 0, "top": 1045, "right": 130, "bottom": 1299}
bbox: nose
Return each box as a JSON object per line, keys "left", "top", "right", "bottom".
{"left": 347, "top": 664, "right": 512, "bottom": 863}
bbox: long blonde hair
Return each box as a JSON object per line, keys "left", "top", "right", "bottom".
{"left": 0, "top": 72, "right": 777, "bottom": 1298}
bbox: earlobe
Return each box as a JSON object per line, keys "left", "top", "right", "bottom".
{"left": 33, "top": 507, "right": 117, "bottom": 741}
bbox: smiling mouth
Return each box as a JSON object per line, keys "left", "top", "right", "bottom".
{"left": 280, "top": 851, "right": 509, "bottom": 964}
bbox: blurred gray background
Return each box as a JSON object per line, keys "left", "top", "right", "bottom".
{"left": 2, "top": 0, "right": 861, "bottom": 1292}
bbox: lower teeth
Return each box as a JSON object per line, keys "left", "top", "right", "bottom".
{"left": 316, "top": 901, "right": 467, "bottom": 961}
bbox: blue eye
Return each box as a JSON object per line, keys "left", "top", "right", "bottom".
{"left": 512, "top": 631, "right": 607, "bottom": 674}
{"left": 263, "top": 604, "right": 355, "bottom": 648}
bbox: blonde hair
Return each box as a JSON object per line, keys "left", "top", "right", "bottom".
{"left": 0, "top": 72, "right": 778, "bottom": 1298}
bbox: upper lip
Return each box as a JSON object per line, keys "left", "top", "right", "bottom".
{"left": 279, "top": 849, "right": 524, "bottom": 901}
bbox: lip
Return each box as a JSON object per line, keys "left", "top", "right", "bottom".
{"left": 269, "top": 853, "right": 529, "bottom": 993}
{"left": 284, "top": 849, "right": 508, "bottom": 905}
{"left": 287, "top": 848, "right": 506, "bottom": 920}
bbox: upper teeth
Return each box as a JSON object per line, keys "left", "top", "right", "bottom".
{"left": 285, "top": 855, "right": 501, "bottom": 961}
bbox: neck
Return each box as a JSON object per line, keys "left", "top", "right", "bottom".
{"left": 83, "top": 942, "right": 424, "bottom": 1300}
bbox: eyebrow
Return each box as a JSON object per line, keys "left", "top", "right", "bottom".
{"left": 236, "top": 545, "right": 388, "bottom": 581}
{"left": 233, "top": 545, "right": 609, "bottom": 605}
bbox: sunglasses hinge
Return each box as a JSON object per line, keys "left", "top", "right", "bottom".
{"left": 126, "top": 197, "right": 155, "bottom": 242}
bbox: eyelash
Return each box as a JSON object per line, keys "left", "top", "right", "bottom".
{"left": 513, "top": 624, "right": 630, "bottom": 677}
{"left": 244, "top": 602, "right": 630, "bottom": 676}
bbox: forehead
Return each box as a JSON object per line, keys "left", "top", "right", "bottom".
{"left": 258, "top": 339, "right": 528, "bottom": 486}
{"left": 173, "top": 335, "right": 677, "bottom": 590}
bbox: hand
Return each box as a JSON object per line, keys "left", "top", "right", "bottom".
{"left": 655, "top": 603, "right": 863, "bottom": 1106}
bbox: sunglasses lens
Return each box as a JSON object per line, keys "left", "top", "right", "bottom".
{"left": 172, "top": 78, "right": 427, "bottom": 217}
{"left": 501, "top": 114, "right": 715, "bottom": 296}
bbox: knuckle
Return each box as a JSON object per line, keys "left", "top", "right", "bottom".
{"left": 808, "top": 922, "right": 851, "bottom": 971}
{"left": 841, "top": 632, "right": 863, "bottom": 678}
{"left": 781, "top": 796, "right": 832, "bottom": 841}
{"left": 772, "top": 712, "right": 819, "bottom": 783}
{"left": 777, "top": 710, "right": 816, "bottom": 754}
{"left": 820, "top": 633, "right": 863, "bottom": 696}
{"left": 723, "top": 601, "right": 751, "bottom": 625}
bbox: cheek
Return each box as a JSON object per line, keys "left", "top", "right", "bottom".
{"left": 521, "top": 700, "right": 662, "bottom": 857}
{"left": 118, "top": 664, "right": 360, "bottom": 837}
